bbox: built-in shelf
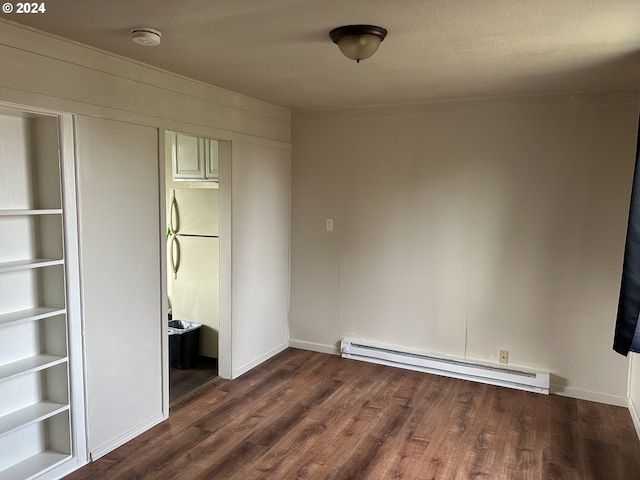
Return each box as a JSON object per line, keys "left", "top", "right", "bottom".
{"left": 0, "top": 401, "right": 68, "bottom": 439}
{"left": 0, "top": 259, "right": 64, "bottom": 273}
{"left": 0, "top": 451, "right": 71, "bottom": 480}
{"left": 0, "top": 354, "right": 67, "bottom": 383}
{"left": 0, "top": 307, "right": 66, "bottom": 328}
{"left": 0, "top": 108, "right": 79, "bottom": 480}
{"left": 0, "top": 209, "right": 62, "bottom": 216}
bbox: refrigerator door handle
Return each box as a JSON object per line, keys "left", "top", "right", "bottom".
{"left": 170, "top": 190, "right": 179, "bottom": 234}
{"left": 170, "top": 235, "right": 181, "bottom": 279}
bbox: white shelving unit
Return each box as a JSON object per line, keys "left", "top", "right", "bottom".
{"left": 0, "top": 105, "right": 85, "bottom": 479}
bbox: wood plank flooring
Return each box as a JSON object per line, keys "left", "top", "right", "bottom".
{"left": 65, "top": 348, "right": 640, "bottom": 479}
{"left": 170, "top": 356, "right": 218, "bottom": 406}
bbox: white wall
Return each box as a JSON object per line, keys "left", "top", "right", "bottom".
{"left": 630, "top": 354, "right": 640, "bottom": 435}
{"left": 0, "top": 20, "right": 291, "bottom": 460}
{"left": 290, "top": 91, "right": 639, "bottom": 405}
{"left": 231, "top": 141, "right": 291, "bottom": 377}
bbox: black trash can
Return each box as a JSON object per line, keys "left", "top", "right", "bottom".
{"left": 168, "top": 320, "right": 201, "bottom": 369}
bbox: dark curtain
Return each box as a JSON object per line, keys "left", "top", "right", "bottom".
{"left": 614, "top": 116, "right": 640, "bottom": 356}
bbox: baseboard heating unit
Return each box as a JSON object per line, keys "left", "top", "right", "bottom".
{"left": 340, "top": 338, "right": 550, "bottom": 394}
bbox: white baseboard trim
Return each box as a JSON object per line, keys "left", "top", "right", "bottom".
{"left": 232, "top": 341, "right": 289, "bottom": 379}
{"left": 629, "top": 396, "right": 640, "bottom": 440}
{"left": 550, "top": 384, "right": 628, "bottom": 407}
{"left": 288, "top": 339, "right": 340, "bottom": 355}
{"left": 89, "top": 412, "right": 165, "bottom": 461}
{"left": 289, "top": 342, "right": 629, "bottom": 406}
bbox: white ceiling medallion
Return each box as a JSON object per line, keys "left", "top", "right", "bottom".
{"left": 131, "top": 28, "right": 162, "bottom": 47}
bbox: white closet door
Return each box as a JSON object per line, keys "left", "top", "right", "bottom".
{"left": 76, "top": 116, "right": 163, "bottom": 459}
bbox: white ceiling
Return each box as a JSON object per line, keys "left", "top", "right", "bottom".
{"left": 5, "top": 0, "right": 640, "bottom": 110}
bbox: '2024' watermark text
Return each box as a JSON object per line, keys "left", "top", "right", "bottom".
{"left": 3, "top": 2, "right": 46, "bottom": 14}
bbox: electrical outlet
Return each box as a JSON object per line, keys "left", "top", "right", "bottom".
{"left": 326, "top": 218, "right": 334, "bottom": 231}
{"left": 499, "top": 350, "right": 509, "bottom": 364}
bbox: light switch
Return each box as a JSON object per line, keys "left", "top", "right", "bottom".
{"left": 326, "top": 218, "right": 334, "bottom": 231}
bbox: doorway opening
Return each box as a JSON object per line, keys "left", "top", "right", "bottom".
{"left": 163, "top": 130, "right": 231, "bottom": 406}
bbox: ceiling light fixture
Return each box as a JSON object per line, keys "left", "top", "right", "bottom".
{"left": 131, "top": 27, "right": 162, "bottom": 47}
{"left": 329, "top": 24, "right": 387, "bottom": 63}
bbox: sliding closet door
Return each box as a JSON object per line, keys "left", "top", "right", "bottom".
{"left": 75, "top": 116, "right": 163, "bottom": 459}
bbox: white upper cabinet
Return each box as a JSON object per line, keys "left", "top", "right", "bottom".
{"left": 206, "top": 140, "right": 220, "bottom": 181}
{"left": 171, "top": 132, "right": 219, "bottom": 182}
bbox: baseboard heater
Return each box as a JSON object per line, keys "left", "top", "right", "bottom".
{"left": 340, "top": 338, "right": 550, "bottom": 395}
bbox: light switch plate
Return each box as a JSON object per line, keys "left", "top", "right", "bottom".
{"left": 326, "top": 219, "right": 334, "bottom": 231}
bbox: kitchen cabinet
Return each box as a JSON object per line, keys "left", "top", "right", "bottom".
{"left": 170, "top": 132, "right": 219, "bottom": 181}
{"left": 0, "top": 107, "right": 85, "bottom": 479}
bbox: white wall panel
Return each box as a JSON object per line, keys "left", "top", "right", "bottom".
{"left": 290, "top": 91, "right": 638, "bottom": 404}
{"left": 231, "top": 141, "right": 290, "bottom": 377}
{"left": 629, "top": 354, "right": 640, "bottom": 436}
{"left": 0, "top": 22, "right": 289, "bottom": 143}
{"left": 76, "top": 116, "right": 163, "bottom": 458}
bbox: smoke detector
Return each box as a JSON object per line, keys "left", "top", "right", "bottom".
{"left": 131, "top": 28, "right": 161, "bottom": 47}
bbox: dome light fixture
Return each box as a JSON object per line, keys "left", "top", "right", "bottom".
{"left": 131, "top": 27, "right": 162, "bottom": 47}
{"left": 329, "top": 24, "right": 387, "bottom": 63}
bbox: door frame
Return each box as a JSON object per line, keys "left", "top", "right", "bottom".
{"left": 159, "top": 130, "right": 232, "bottom": 415}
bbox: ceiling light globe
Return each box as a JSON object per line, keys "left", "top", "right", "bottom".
{"left": 337, "top": 34, "right": 382, "bottom": 62}
{"left": 330, "top": 25, "right": 388, "bottom": 63}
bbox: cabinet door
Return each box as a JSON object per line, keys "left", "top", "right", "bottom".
{"left": 172, "top": 133, "right": 206, "bottom": 180}
{"left": 205, "top": 139, "right": 219, "bottom": 181}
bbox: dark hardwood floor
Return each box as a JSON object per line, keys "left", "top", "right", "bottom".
{"left": 170, "top": 355, "right": 218, "bottom": 406}
{"left": 65, "top": 348, "right": 640, "bottom": 479}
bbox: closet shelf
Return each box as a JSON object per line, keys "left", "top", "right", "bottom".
{"left": 0, "top": 401, "right": 69, "bottom": 439}
{"left": 0, "top": 209, "right": 62, "bottom": 216}
{"left": 0, "top": 108, "right": 76, "bottom": 480}
{"left": 0, "top": 259, "right": 64, "bottom": 273}
{"left": 0, "top": 307, "right": 66, "bottom": 329}
{"left": 0, "top": 451, "right": 71, "bottom": 480}
{"left": 0, "top": 354, "right": 67, "bottom": 383}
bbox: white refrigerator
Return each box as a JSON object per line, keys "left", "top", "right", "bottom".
{"left": 168, "top": 188, "right": 220, "bottom": 358}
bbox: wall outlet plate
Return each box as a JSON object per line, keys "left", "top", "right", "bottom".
{"left": 499, "top": 350, "right": 509, "bottom": 364}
